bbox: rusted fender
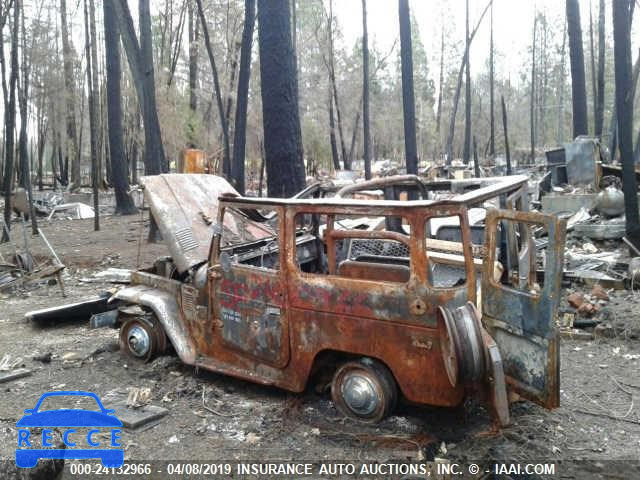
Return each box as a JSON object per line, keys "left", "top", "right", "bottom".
{"left": 109, "top": 285, "right": 196, "bottom": 364}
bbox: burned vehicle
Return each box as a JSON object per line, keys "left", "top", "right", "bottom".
{"left": 112, "top": 174, "right": 566, "bottom": 426}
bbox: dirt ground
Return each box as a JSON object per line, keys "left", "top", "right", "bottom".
{"left": 0, "top": 214, "right": 639, "bottom": 479}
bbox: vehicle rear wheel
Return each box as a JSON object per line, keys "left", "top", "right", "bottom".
{"left": 331, "top": 358, "right": 397, "bottom": 423}
{"left": 119, "top": 313, "right": 167, "bottom": 362}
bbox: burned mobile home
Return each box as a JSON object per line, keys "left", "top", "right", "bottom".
{"left": 110, "top": 173, "right": 566, "bottom": 426}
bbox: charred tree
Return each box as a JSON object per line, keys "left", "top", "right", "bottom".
{"left": 488, "top": 2, "right": 495, "bottom": 157}
{"left": 188, "top": 0, "right": 199, "bottom": 113}
{"left": 589, "top": 3, "right": 596, "bottom": 135}
{"left": 348, "top": 107, "right": 361, "bottom": 167}
{"left": 435, "top": 21, "right": 444, "bottom": 136}
{"left": 17, "top": 0, "right": 37, "bottom": 234}
{"left": 327, "top": 0, "right": 348, "bottom": 170}
{"left": 445, "top": 1, "right": 491, "bottom": 163}
{"left": 224, "top": 43, "right": 240, "bottom": 134}
{"left": 291, "top": 0, "right": 303, "bottom": 164}
{"left": 595, "top": 0, "right": 605, "bottom": 137}
{"left": 36, "top": 108, "right": 46, "bottom": 191}
{"left": 557, "top": 20, "right": 567, "bottom": 144}
{"left": 60, "top": 0, "right": 79, "bottom": 188}
{"left": 566, "top": 0, "right": 588, "bottom": 138}
{"left": 257, "top": 0, "right": 305, "bottom": 197}
{"left": 195, "top": 0, "right": 231, "bottom": 179}
{"left": 231, "top": 0, "right": 256, "bottom": 195}
{"left": 398, "top": 0, "right": 418, "bottom": 174}
{"left": 462, "top": 0, "right": 471, "bottom": 165}
{"left": 2, "top": 0, "right": 18, "bottom": 238}
{"left": 473, "top": 135, "right": 480, "bottom": 177}
{"left": 501, "top": 95, "right": 511, "bottom": 175}
{"left": 609, "top": 48, "right": 639, "bottom": 160}
{"left": 530, "top": 14, "right": 537, "bottom": 163}
{"left": 362, "top": 0, "right": 371, "bottom": 179}
{"left": 84, "top": 0, "right": 99, "bottom": 230}
{"left": 612, "top": 0, "right": 640, "bottom": 250}
{"left": 328, "top": 89, "right": 340, "bottom": 171}
{"left": 104, "top": 0, "right": 136, "bottom": 214}
{"left": 113, "top": 0, "right": 167, "bottom": 175}
{"left": 89, "top": 0, "right": 102, "bottom": 188}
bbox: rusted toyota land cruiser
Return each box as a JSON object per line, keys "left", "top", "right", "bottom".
{"left": 112, "top": 174, "right": 566, "bottom": 426}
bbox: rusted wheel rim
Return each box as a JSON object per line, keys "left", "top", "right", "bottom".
{"left": 331, "top": 359, "right": 397, "bottom": 423}
{"left": 119, "top": 316, "right": 166, "bottom": 362}
{"left": 437, "top": 306, "right": 461, "bottom": 387}
{"left": 437, "top": 303, "right": 486, "bottom": 386}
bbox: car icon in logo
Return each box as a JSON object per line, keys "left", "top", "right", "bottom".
{"left": 15, "top": 391, "right": 123, "bottom": 468}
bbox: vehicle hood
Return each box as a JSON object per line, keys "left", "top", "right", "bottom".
{"left": 16, "top": 409, "right": 122, "bottom": 427}
{"left": 141, "top": 174, "right": 272, "bottom": 274}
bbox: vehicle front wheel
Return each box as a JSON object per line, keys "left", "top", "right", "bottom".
{"left": 119, "top": 313, "right": 167, "bottom": 362}
{"left": 331, "top": 358, "right": 397, "bottom": 423}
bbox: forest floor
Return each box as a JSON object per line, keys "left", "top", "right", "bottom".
{"left": 0, "top": 214, "right": 639, "bottom": 479}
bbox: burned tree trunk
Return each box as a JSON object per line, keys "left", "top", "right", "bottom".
{"left": 398, "top": 0, "right": 418, "bottom": 174}
{"left": 445, "top": 1, "right": 491, "bottom": 163}
{"left": 566, "top": 0, "right": 588, "bottom": 138}
{"left": 113, "top": 0, "right": 167, "bottom": 175}
{"left": 89, "top": 0, "right": 102, "bottom": 189}
{"left": 488, "top": 2, "right": 495, "bottom": 157}
{"left": 84, "top": 0, "right": 99, "bottom": 231}
{"left": 138, "top": 0, "right": 167, "bottom": 175}
{"left": 501, "top": 95, "right": 511, "bottom": 175}
{"left": 327, "top": 0, "right": 348, "bottom": 170}
{"left": 17, "top": 0, "right": 37, "bottom": 234}
{"left": 231, "top": 0, "right": 256, "bottom": 195}
{"left": 188, "top": 0, "right": 199, "bottom": 113}
{"left": 328, "top": 90, "right": 340, "bottom": 171}
{"left": 589, "top": 4, "right": 596, "bottom": 136}
{"left": 195, "top": 0, "right": 231, "bottom": 179}
{"left": 463, "top": 0, "right": 471, "bottom": 165}
{"left": 612, "top": 0, "right": 640, "bottom": 250}
{"left": 2, "top": 0, "right": 18, "bottom": 238}
{"left": 435, "top": 22, "right": 444, "bottom": 136}
{"left": 609, "top": 49, "right": 640, "bottom": 160}
{"left": 530, "top": 14, "right": 537, "bottom": 163}
{"left": 595, "top": 0, "right": 605, "bottom": 138}
{"left": 104, "top": 0, "right": 137, "bottom": 214}
{"left": 291, "top": 0, "right": 303, "bottom": 174}
{"left": 60, "top": 0, "right": 80, "bottom": 190}
{"left": 473, "top": 135, "right": 480, "bottom": 177}
{"left": 348, "top": 108, "right": 361, "bottom": 167}
{"left": 257, "top": 0, "right": 305, "bottom": 197}
{"left": 362, "top": 0, "right": 371, "bottom": 179}
{"left": 557, "top": 20, "right": 567, "bottom": 144}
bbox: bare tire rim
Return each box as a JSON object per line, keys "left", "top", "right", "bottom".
{"left": 341, "top": 374, "right": 380, "bottom": 417}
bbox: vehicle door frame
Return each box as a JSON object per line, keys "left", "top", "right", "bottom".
{"left": 208, "top": 201, "right": 290, "bottom": 368}
{"left": 481, "top": 208, "right": 566, "bottom": 408}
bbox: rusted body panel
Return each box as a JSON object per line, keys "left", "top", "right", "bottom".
{"left": 120, "top": 174, "right": 564, "bottom": 425}
{"left": 481, "top": 209, "right": 566, "bottom": 408}
{"left": 112, "top": 284, "right": 196, "bottom": 364}
{"left": 141, "top": 174, "right": 272, "bottom": 273}
{"left": 205, "top": 198, "right": 477, "bottom": 407}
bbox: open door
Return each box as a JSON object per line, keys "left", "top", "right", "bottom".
{"left": 481, "top": 208, "right": 566, "bottom": 409}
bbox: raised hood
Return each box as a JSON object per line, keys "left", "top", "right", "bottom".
{"left": 141, "top": 174, "right": 272, "bottom": 273}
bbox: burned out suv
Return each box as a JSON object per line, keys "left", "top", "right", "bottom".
{"left": 112, "top": 174, "right": 565, "bottom": 426}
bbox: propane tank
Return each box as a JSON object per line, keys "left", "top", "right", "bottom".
{"left": 595, "top": 185, "right": 625, "bottom": 217}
